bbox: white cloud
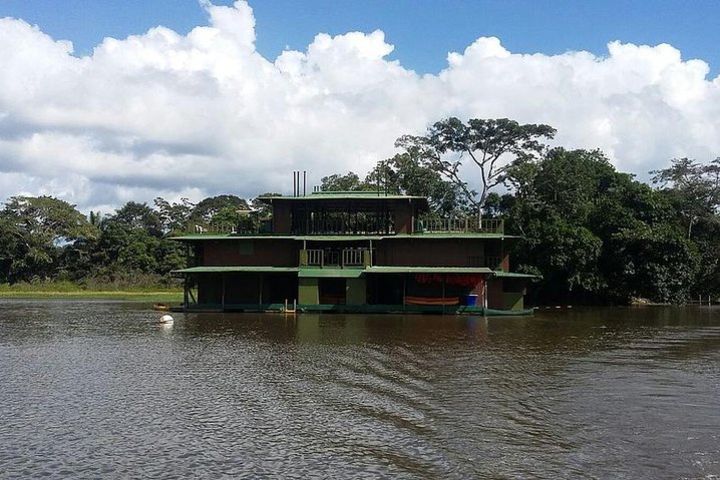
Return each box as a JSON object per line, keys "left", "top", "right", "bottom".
{"left": 0, "top": 0, "right": 719, "bottom": 212}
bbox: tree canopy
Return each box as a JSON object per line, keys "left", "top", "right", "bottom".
{"left": 396, "top": 117, "right": 556, "bottom": 209}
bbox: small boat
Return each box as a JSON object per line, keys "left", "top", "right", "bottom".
{"left": 153, "top": 303, "right": 171, "bottom": 311}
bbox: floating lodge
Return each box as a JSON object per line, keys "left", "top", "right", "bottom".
{"left": 171, "top": 189, "right": 536, "bottom": 315}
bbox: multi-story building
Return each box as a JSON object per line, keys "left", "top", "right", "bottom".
{"left": 172, "top": 190, "right": 535, "bottom": 315}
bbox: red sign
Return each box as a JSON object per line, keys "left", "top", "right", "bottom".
{"left": 414, "top": 273, "right": 485, "bottom": 288}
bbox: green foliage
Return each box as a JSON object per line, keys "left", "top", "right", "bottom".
{"left": 191, "top": 195, "right": 249, "bottom": 224}
{"left": 396, "top": 117, "right": 556, "bottom": 208}
{"left": 502, "top": 147, "right": 706, "bottom": 304}
{"left": 319, "top": 172, "right": 366, "bottom": 191}
{"left": 0, "top": 196, "right": 97, "bottom": 282}
{"left": 154, "top": 197, "right": 194, "bottom": 234}
{"left": 366, "top": 153, "right": 471, "bottom": 215}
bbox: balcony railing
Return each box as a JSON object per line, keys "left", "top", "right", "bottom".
{"left": 187, "top": 219, "right": 272, "bottom": 235}
{"left": 300, "top": 248, "right": 371, "bottom": 268}
{"left": 413, "top": 217, "right": 504, "bottom": 234}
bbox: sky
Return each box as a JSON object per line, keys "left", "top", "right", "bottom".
{"left": 1, "top": 0, "right": 720, "bottom": 212}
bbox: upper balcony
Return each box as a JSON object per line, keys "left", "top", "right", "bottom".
{"left": 183, "top": 215, "right": 504, "bottom": 237}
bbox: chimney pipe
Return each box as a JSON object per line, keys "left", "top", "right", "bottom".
{"left": 303, "top": 171, "right": 306, "bottom": 196}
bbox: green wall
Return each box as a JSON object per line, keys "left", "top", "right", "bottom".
{"left": 298, "top": 277, "right": 319, "bottom": 305}
{"left": 346, "top": 278, "right": 367, "bottom": 305}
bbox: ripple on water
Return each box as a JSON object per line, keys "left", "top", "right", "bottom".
{"left": 2, "top": 302, "right": 720, "bottom": 478}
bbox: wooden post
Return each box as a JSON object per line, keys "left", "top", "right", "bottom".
{"left": 183, "top": 275, "right": 189, "bottom": 309}
{"left": 483, "top": 278, "right": 488, "bottom": 316}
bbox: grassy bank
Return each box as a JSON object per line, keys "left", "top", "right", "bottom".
{"left": 0, "top": 281, "right": 182, "bottom": 302}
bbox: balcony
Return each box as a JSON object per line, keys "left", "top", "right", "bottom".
{"left": 413, "top": 217, "right": 504, "bottom": 234}
{"left": 300, "top": 248, "right": 372, "bottom": 268}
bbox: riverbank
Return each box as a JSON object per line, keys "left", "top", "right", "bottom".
{"left": 0, "top": 282, "right": 182, "bottom": 302}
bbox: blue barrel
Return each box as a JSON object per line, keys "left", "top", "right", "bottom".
{"left": 464, "top": 294, "right": 478, "bottom": 306}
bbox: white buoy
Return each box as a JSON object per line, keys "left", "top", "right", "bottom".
{"left": 159, "top": 314, "right": 174, "bottom": 324}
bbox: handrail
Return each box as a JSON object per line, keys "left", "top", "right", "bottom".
{"left": 414, "top": 217, "right": 504, "bottom": 234}
{"left": 300, "top": 248, "right": 370, "bottom": 268}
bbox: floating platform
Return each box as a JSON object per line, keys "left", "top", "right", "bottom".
{"left": 170, "top": 303, "right": 534, "bottom": 316}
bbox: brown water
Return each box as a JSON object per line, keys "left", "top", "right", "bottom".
{"left": 1, "top": 300, "right": 719, "bottom": 478}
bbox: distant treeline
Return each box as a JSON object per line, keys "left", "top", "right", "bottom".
{"left": 1, "top": 117, "right": 718, "bottom": 304}
{"left": 0, "top": 194, "right": 273, "bottom": 289}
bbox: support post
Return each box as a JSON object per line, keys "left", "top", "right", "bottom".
{"left": 183, "top": 275, "right": 189, "bottom": 309}
{"left": 483, "top": 278, "right": 488, "bottom": 316}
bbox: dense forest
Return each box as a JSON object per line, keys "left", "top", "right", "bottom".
{"left": 1, "top": 117, "right": 718, "bottom": 305}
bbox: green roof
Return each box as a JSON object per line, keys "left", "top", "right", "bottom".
{"left": 493, "top": 271, "right": 541, "bottom": 279}
{"left": 172, "top": 266, "right": 298, "bottom": 274}
{"left": 366, "top": 266, "right": 493, "bottom": 274}
{"left": 298, "top": 268, "right": 364, "bottom": 278}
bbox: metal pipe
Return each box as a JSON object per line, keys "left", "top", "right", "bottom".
{"left": 303, "top": 170, "right": 306, "bottom": 196}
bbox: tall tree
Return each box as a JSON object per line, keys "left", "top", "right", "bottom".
{"left": 396, "top": 117, "right": 556, "bottom": 210}
{"left": 154, "top": 197, "right": 195, "bottom": 234}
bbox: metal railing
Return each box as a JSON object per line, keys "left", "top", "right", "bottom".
{"left": 342, "top": 248, "right": 365, "bottom": 266}
{"left": 300, "top": 248, "right": 371, "bottom": 268}
{"left": 413, "top": 217, "right": 504, "bottom": 234}
{"left": 306, "top": 249, "right": 324, "bottom": 266}
{"left": 187, "top": 219, "right": 272, "bottom": 235}
{"left": 192, "top": 223, "right": 237, "bottom": 234}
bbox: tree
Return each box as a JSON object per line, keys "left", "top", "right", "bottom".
{"left": 112, "top": 201, "right": 163, "bottom": 236}
{"left": 651, "top": 157, "right": 720, "bottom": 239}
{"left": 0, "top": 196, "right": 97, "bottom": 282}
{"left": 396, "top": 117, "right": 556, "bottom": 210}
{"left": 190, "top": 195, "right": 249, "bottom": 224}
{"left": 154, "top": 197, "right": 195, "bottom": 234}
{"left": 501, "top": 148, "right": 697, "bottom": 304}
{"left": 365, "top": 153, "right": 471, "bottom": 215}
{"left": 319, "top": 172, "right": 366, "bottom": 191}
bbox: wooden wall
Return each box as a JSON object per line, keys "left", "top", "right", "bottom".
{"left": 200, "top": 239, "right": 299, "bottom": 266}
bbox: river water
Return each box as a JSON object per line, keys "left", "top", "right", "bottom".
{"left": 1, "top": 300, "right": 719, "bottom": 479}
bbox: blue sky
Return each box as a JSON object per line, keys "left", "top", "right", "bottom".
{"left": 2, "top": 0, "right": 719, "bottom": 75}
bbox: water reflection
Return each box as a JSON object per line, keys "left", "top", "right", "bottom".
{"left": 1, "top": 300, "right": 720, "bottom": 478}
